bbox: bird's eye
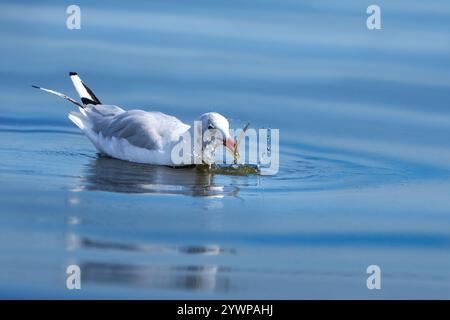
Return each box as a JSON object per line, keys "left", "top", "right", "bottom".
{"left": 208, "top": 124, "right": 214, "bottom": 129}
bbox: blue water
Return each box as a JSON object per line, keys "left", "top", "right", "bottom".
{"left": 0, "top": 0, "right": 450, "bottom": 299}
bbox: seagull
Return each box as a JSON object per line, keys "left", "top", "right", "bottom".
{"left": 33, "top": 72, "right": 237, "bottom": 166}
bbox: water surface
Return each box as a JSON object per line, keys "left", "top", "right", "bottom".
{"left": 0, "top": 0, "right": 450, "bottom": 299}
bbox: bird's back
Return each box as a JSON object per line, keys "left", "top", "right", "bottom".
{"left": 70, "top": 105, "right": 190, "bottom": 159}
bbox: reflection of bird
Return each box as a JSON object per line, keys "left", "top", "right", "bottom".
{"left": 78, "top": 261, "right": 228, "bottom": 292}
{"left": 33, "top": 72, "right": 236, "bottom": 165}
{"left": 78, "top": 156, "right": 239, "bottom": 197}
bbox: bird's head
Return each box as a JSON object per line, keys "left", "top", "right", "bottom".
{"left": 199, "top": 112, "right": 237, "bottom": 157}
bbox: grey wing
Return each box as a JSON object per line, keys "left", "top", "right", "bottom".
{"left": 88, "top": 108, "right": 189, "bottom": 151}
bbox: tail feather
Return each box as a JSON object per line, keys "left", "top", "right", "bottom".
{"left": 69, "top": 72, "right": 101, "bottom": 105}
{"left": 32, "top": 85, "right": 85, "bottom": 108}
{"left": 68, "top": 111, "right": 86, "bottom": 130}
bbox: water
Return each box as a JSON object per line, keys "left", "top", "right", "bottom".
{"left": 1, "top": 0, "right": 450, "bottom": 299}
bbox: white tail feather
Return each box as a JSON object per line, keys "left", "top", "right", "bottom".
{"left": 68, "top": 112, "right": 85, "bottom": 130}
{"left": 69, "top": 72, "right": 101, "bottom": 105}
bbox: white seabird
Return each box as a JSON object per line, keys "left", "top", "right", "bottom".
{"left": 33, "top": 72, "right": 237, "bottom": 166}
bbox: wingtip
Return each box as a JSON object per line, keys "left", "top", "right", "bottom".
{"left": 69, "top": 72, "right": 78, "bottom": 76}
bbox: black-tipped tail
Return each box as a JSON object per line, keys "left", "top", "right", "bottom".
{"left": 69, "top": 72, "right": 102, "bottom": 105}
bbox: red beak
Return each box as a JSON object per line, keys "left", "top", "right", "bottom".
{"left": 224, "top": 137, "right": 238, "bottom": 157}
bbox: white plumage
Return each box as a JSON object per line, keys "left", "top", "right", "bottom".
{"left": 33, "top": 73, "right": 236, "bottom": 166}
{"left": 68, "top": 104, "right": 190, "bottom": 165}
